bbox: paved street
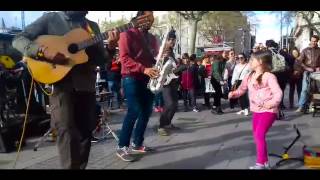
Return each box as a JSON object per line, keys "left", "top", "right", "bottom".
{"left": 1, "top": 90, "right": 320, "bottom": 169}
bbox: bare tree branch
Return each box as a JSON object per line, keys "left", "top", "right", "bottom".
{"left": 297, "top": 11, "right": 320, "bottom": 35}
{"left": 176, "top": 11, "right": 208, "bottom": 22}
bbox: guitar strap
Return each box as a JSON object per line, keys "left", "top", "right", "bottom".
{"left": 140, "top": 32, "right": 156, "bottom": 60}
{"left": 83, "top": 22, "right": 95, "bottom": 37}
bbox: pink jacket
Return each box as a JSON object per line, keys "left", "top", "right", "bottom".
{"left": 230, "top": 72, "right": 283, "bottom": 113}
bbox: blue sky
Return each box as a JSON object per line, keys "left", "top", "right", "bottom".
{"left": 0, "top": 11, "right": 294, "bottom": 46}
{"left": 253, "top": 11, "right": 294, "bottom": 45}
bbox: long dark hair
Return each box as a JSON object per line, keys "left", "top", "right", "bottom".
{"left": 238, "top": 53, "right": 247, "bottom": 62}
{"left": 291, "top": 47, "right": 300, "bottom": 58}
{"left": 249, "top": 50, "right": 273, "bottom": 85}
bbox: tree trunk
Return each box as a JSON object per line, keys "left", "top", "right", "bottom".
{"left": 188, "top": 20, "right": 198, "bottom": 55}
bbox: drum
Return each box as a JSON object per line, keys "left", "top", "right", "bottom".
{"left": 304, "top": 146, "right": 320, "bottom": 169}
{"left": 310, "top": 72, "right": 320, "bottom": 81}
{"left": 309, "top": 72, "right": 320, "bottom": 93}
{"left": 205, "top": 78, "right": 215, "bottom": 93}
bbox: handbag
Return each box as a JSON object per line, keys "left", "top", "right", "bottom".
{"left": 231, "top": 64, "right": 248, "bottom": 91}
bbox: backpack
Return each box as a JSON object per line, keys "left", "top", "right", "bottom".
{"left": 271, "top": 51, "right": 287, "bottom": 73}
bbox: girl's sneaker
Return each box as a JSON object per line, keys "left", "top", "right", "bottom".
{"left": 236, "top": 110, "right": 244, "bottom": 115}
{"left": 244, "top": 109, "right": 249, "bottom": 116}
{"left": 249, "top": 163, "right": 270, "bottom": 170}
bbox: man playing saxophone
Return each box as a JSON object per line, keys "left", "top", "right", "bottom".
{"left": 157, "top": 28, "right": 187, "bottom": 136}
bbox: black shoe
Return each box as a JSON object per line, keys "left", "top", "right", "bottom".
{"left": 204, "top": 104, "right": 212, "bottom": 110}
{"left": 184, "top": 107, "right": 189, "bottom": 112}
{"left": 91, "top": 137, "right": 100, "bottom": 143}
{"left": 212, "top": 107, "right": 224, "bottom": 115}
{"left": 217, "top": 109, "right": 224, "bottom": 115}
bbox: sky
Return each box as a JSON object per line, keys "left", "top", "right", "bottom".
{"left": 0, "top": 11, "right": 294, "bottom": 46}
{"left": 252, "top": 11, "right": 294, "bottom": 45}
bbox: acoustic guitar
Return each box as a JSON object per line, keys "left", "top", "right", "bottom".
{"left": 23, "top": 12, "right": 153, "bottom": 84}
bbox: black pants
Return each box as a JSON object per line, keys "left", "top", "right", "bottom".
{"left": 182, "top": 89, "right": 196, "bottom": 108}
{"left": 237, "top": 81, "right": 249, "bottom": 110}
{"left": 204, "top": 92, "right": 213, "bottom": 107}
{"left": 211, "top": 78, "right": 222, "bottom": 107}
{"left": 289, "top": 75, "right": 302, "bottom": 107}
{"left": 159, "top": 83, "right": 178, "bottom": 128}
{"left": 228, "top": 77, "right": 237, "bottom": 108}
{"left": 50, "top": 87, "right": 96, "bottom": 169}
{"left": 275, "top": 72, "right": 288, "bottom": 107}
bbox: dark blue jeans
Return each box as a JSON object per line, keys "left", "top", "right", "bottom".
{"left": 108, "top": 80, "right": 123, "bottom": 108}
{"left": 118, "top": 77, "right": 154, "bottom": 148}
{"left": 154, "top": 92, "right": 164, "bottom": 107}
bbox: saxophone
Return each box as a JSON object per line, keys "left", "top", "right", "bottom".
{"left": 148, "top": 27, "right": 178, "bottom": 94}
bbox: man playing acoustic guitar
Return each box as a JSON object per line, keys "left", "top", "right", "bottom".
{"left": 12, "top": 11, "right": 119, "bottom": 169}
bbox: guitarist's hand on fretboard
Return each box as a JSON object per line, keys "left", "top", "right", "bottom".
{"left": 106, "top": 30, "right": 120, "bottom": 49}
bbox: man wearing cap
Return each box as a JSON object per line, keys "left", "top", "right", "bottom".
{"left": 12, "top": 11, "right": 119, "bottom": 169}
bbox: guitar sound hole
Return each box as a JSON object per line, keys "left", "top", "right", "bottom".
{"left": 68, "top": 43, "right": 79, "bottom": 54}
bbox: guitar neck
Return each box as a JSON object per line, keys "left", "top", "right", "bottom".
{"left": 77, "top": 22, "right": 134, "bottom": 50}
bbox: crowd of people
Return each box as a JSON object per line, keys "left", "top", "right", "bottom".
{"left": 9, "top": 10, "right": 320, "bottom": 170}
{"left": 102, "top": 42, "right": 308, "bottom": 116}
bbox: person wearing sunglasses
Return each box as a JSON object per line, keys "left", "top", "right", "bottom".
{"left": 231, "top": 53, "right": 251, "bottom": 116}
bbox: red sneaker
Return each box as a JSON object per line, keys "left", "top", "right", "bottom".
{"left": 154, "top": 107, "right": 160, "bottom": 112}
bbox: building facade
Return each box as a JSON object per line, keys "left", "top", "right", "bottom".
{"left": 292, "top": 12, "right": 320, "bottom": 51}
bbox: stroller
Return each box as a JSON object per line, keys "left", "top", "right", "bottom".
{"left": 308, "top": 72, "right": 320, "bottom": 117}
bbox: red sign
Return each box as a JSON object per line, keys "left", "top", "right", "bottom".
{"left": 212, "top": 35, "right": 223, "bottom": 44}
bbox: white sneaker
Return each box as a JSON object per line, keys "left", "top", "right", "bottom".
{"left": 236, "top": 110, "right": 244, "bottom": 115}
{"left": 244, "top": 109, "right": 249, "bottom": 116}
{"left": 309, "top": 107, "right": 315, "bottom": 113}
{"left": 249, "top": 163, "right": 270, "bottom": 170}
{"left": 264, "top": 162, "right": 270, "bottom": 169}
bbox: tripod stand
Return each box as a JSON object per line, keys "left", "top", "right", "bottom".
{"left": 269, "top": 124, "right": 304, "bottom": 168}
{"left": 33, "top": 127, "right": 55, "bottom": 151}
{"left": 92, "top": 105, "right": 119, "bottom": 143}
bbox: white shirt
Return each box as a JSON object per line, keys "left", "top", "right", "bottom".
{"left": 231, "top": 63, "right": 251, "bottom": 85}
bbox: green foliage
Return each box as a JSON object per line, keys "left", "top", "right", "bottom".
{"left": 100, "top": 18, "right": 129, "bottom": 31}
{"left": 198, "top": 11, "right": 249, "bottom": 43}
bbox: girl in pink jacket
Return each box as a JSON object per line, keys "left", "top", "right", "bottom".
{"left": 229, "top": 51, "right": 283, "bottom": 169}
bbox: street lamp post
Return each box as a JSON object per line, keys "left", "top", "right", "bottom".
{"left": 21, "top": 11, "right": 25, "bottom": 30}
{"left": 179, "top": 12, "right": 182, "bottom": 58}
{"left": 280, "top": 11, "right": 283, "bottom": 49}
{"left": 238, "top": 27, "right": 244, "bottom": 53}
